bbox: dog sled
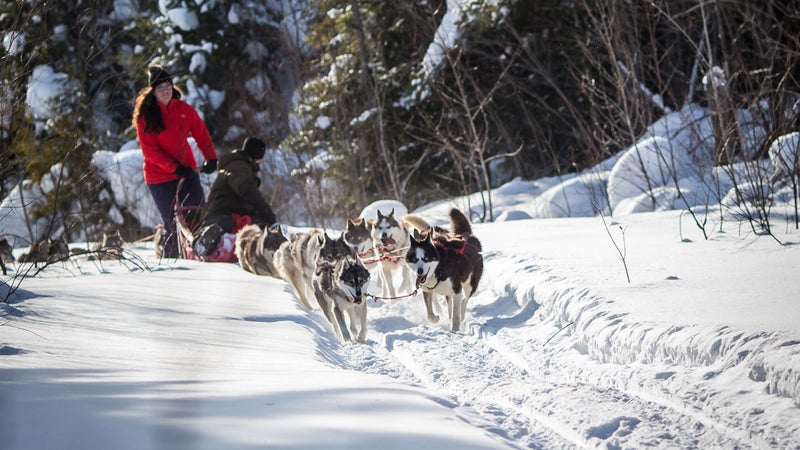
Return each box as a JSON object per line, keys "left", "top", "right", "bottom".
{"left": 159, "top": 177, "right": 238, "bottom": 263}
{"left": 173, "top": 204, "right": 239, "bottom": 263}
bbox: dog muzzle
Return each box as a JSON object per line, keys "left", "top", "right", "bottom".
{"left": 415, "top": 271, "right": 429, "bottom": 288}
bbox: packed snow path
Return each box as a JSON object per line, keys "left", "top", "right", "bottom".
{"left": 334, "top": 252, "right": 797, "bottom": 449}
{"left": 326, "top": 214, "right": 800, "bottom": 449}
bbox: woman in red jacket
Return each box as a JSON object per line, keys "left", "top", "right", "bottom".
{"left": 133, "top": 65, "right": 218, "bottom": 258}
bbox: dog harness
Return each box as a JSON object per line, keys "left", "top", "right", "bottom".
{"left": 361, "top": 245, "right": 408, "bottom": 264}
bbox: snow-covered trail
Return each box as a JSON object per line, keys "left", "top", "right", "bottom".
{"left": 330, "top": 246, "right": 800, "bottom": 449}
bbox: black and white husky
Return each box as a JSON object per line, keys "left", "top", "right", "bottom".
{"left": 313, "top": 255, "right": 371, "bottom": 343}
{"left": 405, "top": 209, "right": 483, "bottom": 332}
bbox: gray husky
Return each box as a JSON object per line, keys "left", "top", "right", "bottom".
{"left": 274, "top": 230, "right": 351, "bottom": 310}
{"left": 0, "top": 237, "right": 14, "bottom": 275}
{"left": 313, "top": 255, "right": 371, "bottom": 343}
{"left": 274, "top": 230, "right": 322, "bottom": 310}
{"left": 17, "top": 237, "right": 70, "bottom": 264}
{"left": 344, "top": 218, "right": 377, "bottom": 269}
{"left": 235, "top": 224, "right": 287, "bottom": 277}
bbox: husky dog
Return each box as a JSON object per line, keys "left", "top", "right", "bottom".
{"left": 0, "top": 238, "right": 14, "bottom": 264}
{"left": 153, "top": 223, "right": 166, "bottom": 259}
{"left": 235, "top": 224, "right": 288, "bottom": 277}
{"left": 274, "top": 230, "right": 322, "bottom": 309}
{"left": 311, "top": 232, "right": 356, "bottom": 321}
{"left": 314, "top": 232, "right": 354, "bottom": 270}
{"left": 0, "top": 237, "right": 14, "bottom": 275}
{"left": 17, "top": 237, "right": 70, "bottom": 264}
{"left": 274, "top": 230, "right": 352, "bottom": 310}
{"left": 89, "top": 230, "right": 125, "bottom": 260}
{"left": 312, "top": 255, "right": 371, "bottom": 343}
{"left": 405, "top": 208, "right": 483, "bottom": 332}
{"left": 369, "top": 209, "right": 416, "bottom": 299}
{"left": 344, "top": 218, "right": 377, "bottom": 269}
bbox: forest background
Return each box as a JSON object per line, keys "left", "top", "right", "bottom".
{"left": 1, "top": 0, "right": 798, "bottom": 243}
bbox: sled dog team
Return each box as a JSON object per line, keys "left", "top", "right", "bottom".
{"left": 235, "top": 208, "right": 484, "bottom": 343}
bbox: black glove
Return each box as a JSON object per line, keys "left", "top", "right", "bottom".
{"left": 200, "top": 159, "right": 217, "bottom": 174}
{"left": 174, "top": 164, "right": 195, "bottom": 179}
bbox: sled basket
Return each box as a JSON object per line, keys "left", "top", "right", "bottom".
{"left": 175, "top": 204, "right": 237, "bottom": 263}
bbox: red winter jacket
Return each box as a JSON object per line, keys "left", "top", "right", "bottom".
{"left": 136, "top": 98, "right": 217, "bottom": 185}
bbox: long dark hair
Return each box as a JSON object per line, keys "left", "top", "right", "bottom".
{"left": 132, "top": 85, "right": 183, "bottom": 134}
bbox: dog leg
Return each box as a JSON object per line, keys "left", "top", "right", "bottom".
{"left": 422, "top": 291, "right": 439, "bottom": 323}
{"left": 445, "top": 296, "right": 455, "bottom": 327}
{"left": 379, "top": 262, "right": 397, "bottom": 298}
{"left": 451, "top": 294, "right": 466, "bottom": 332}
{"left": 398, "top": 264, "right": 414, "bottom": 295}
{"left": 355, "top": 304, "right": 367, "bottom": 343}
{"left": 313, "top": 282, "right": 337, "bottom": 327}
{"left": 333, "top": 304, "right": 351, "bottom": 342}
{"left": 290, "top": 272, "right": 314, "bottom": 310}
{"left": 345, "top": 307, "right": 360, "bottom": 343}
{"left": 459, "top": 295, "right": 469, "bottom": 329}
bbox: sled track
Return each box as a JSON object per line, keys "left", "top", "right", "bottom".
{"left": 334, "top": 313, "right": 774, "bottom": 450}
{"left": 482, "top": 329, "right": 774, "bottom": 449}
{"left": 326, "top": 250, "right": 795, "bottom": 449}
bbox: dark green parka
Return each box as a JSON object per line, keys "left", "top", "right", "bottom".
{"left": 201, "top": 151, "right": 277, "bottom": 229}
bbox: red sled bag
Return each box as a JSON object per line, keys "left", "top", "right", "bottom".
{"left": 175, "top": 205, "right": 238, "bottom": 263}
{"left": 183, "top": 232, "right": 237, "bottom": 262}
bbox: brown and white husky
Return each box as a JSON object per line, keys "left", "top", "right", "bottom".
{"left": 404, "top": 209, "right": 483, "bottom": 332}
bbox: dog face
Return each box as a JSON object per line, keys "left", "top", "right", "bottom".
{"left": 370, "top": 209, "right": 406, "bottom": 248}
{"left": 405, "top": 233, "right": 440, "bottom": 287}
{"left": 315, "top": 232, "right": 353, "bottom": 266}
{"left": 338, "top": 258, "right": 371, "bottom": 304}
{"left": 344, "top": 218, "right": 372, "bottom": 253}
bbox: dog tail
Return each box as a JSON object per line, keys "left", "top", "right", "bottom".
{"left": 449, "top": 208, "right": 472, "bottom": 236}
{"left": 402, "top": 214, "right": 433, "bottom": 233}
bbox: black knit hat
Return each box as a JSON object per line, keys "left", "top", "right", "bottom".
{"left": 242, "top": 137, "right": 267, "bottom": 160}
{"left": 148, "top": 65, "right": 172, "bottom": 87}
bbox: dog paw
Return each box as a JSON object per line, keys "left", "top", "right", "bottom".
{"left": 427, "top": 313, "right": 440, "bottom": 324}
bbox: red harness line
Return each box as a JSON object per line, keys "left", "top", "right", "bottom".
{"left": 360, "top": 245, "right": 409, "bottom": 264}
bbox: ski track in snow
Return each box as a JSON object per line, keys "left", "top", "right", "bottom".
{"left": 327, "top": 250, "right": 798, "bottom": 449}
